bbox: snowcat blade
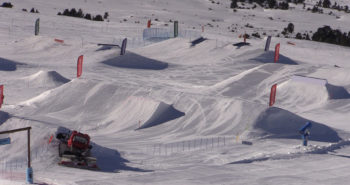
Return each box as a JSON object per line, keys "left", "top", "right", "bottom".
{"left": 58, "top": 155, "right": 99, "bottom": 170}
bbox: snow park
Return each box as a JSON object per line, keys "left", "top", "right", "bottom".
{"left": 1, "top": 0, "right": 350, "bottom": 184}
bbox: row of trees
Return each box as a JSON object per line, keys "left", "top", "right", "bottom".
{"left": 57, "top": 8, "right": 109, "bottom": 22}
{"left": 317, "top": 0, "right": 349, "bottom": 11}
{"left": 281, "top": 23, "right": 350, "bottom": 47}
{"left": 309, "top": 0, "right": 350, "bottom": 13}
{"left": 22, "top": 8, "right": 39, "bottom": 13}
{"left": 230, "top": 0, "right": 291, "bottom": 10}
{"left": 1, "top": 2, "right": 13, "bottom": 8}
{"left": 312, "top": 26, "right": 350, "bottom": 46}
{"left": 292, "top": 25, "right": 350, "bottom": 47}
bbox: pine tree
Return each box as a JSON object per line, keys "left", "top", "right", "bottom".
{"left": 287, "top": 23, "right": 294, "bottom": 33}
{"left": 230, "top": 0, "right": 238, "bottom": 9}
{"left": 268, "top": 0, "right": 276, "bottom": 8}
{"left": 322, "top": 0, "right": 331, "bottom": 8}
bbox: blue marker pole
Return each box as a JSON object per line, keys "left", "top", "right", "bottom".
{"left": 299, "top": 122, "right": 312, "bottom": 146}
{"left": 26, "top": 129, "right": 33, "bottom": 184}
{"left": 26, "top": 167, "right": 33, "bottom": 184}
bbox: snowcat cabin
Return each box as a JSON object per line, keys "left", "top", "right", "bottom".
{"left": 68, "top": 131, "right": 90, "bottom": 149}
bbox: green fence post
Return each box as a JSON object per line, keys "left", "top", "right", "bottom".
{"left": 174, "top": 21, "right": 178, "bottom": 38}
{"left": 35, "top": 18, "right": 40, "bottom": 36}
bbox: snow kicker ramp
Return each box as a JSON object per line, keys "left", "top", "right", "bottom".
{"left": 20, "top": 70, "right": 70, "bottom": 87}
{"left": 247, "top": 107, "right": 342, "bottom": 142}
{"left": 209, "top": 64, "right": 284, "bottom": 98}
{"left": 102, "top": 52, "right": 168, "bottom": 70}
{"left": 276, "top": 75, "right": 350, "bottom": 110}
{"left": 137, "top": 102, "right": 185, "bottom": 129}
{"left": 291, "top": 75, "right": 350, "bottom": 99}
{"left": 276, "top": 76, "right": 329, "bottom": 109}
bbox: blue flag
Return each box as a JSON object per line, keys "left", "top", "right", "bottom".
{"left": 264, "top": 36, "right": 271, "bottom": 51}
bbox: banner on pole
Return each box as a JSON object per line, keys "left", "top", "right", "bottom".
{"left": 274, "top": 43, "right": 280, "bottom": 63}
{"left": 35, "top": 18, "right": 40, "bottom": 36}
{"left": 0, "top": 132, "right": 10, "bottom": 146}
{"left": 77, "top": 55, "right": 83, "bottom": 78}
{"left": 54, "top": 39, "right": 64, "bottom": 43}
{"left": 120, "top": 38, "right": 127, "bottom": 55}
{"left": 0, "top": 137, "right": 10, "bottom": 145}
{"left": 0, "top": 85, "right": 3, "bottom": 109}
{"left": 147, "top": 20, "right": 151, "bottom": 28}
{"left": 264, "top": 36, "right": 271, "bottom": 51}
{"left": 269, "top": 84, "right": 277, "bottom": 107}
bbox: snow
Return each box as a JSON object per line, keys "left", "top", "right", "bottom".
{"left": 1, "top": 0, "right": 350, "bottom": 184}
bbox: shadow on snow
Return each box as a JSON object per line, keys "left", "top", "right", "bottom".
{"left": 250, "top": 51, "right": 298, "bottom": 65}
{"left": 0, "top": 111, "right": 10, "bottom": 126}
{"left": 92, "top": 143, "right": 153, "bottom": 173}
{"left": 0, "top": 57, "right": 26, "bottom": 71}
{"left": 102, "top": 52, "right": 168, "bottom": 70}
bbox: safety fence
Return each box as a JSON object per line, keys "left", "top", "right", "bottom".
{"left": 0, "top": 160, "right": 27, "bottom": 181}
{"left": 144, "top": 136, "right": 252, "bottom": 156}
{"left": 0, "top": 16, "right": 205, "bottom": 48}
{"left": 143, "top": 28, "right": 201, "bottom": 40}
{"left": 0, "top": 143, "right": 52, "bottom": 181}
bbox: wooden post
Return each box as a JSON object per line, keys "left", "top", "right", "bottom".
{"left": 174, "top": 21, "right": 179, "bottom": 38}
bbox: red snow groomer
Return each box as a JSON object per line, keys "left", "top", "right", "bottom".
{"left": 56, "top": 130, "right": 98, "bottom": 170}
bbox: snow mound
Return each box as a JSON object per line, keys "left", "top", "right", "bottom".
{"left": 133, "top": 37, "right": 236, "bottom": 65}
{"left": 21, "top": 70, "right": 70, "bottom": 87}
{"left": 247, "top": 107, "right": 342, "bottom": 142}
{"left": 138, "top": 102, "right": 185, "bottom": 129}
{"left": 100, "top": 96, "right": 185, "bottom": 132}
{"left": 102, "top": 52, "right": 168, "bottom": 70}
{"left": 15, "top": 36, "right": 67, "bottom": 53}
{"left": 18, "top": 80, "right": 184, "bottom": 132}
{"left": 209, "top": 64, "right": 283, "bottom": 98}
